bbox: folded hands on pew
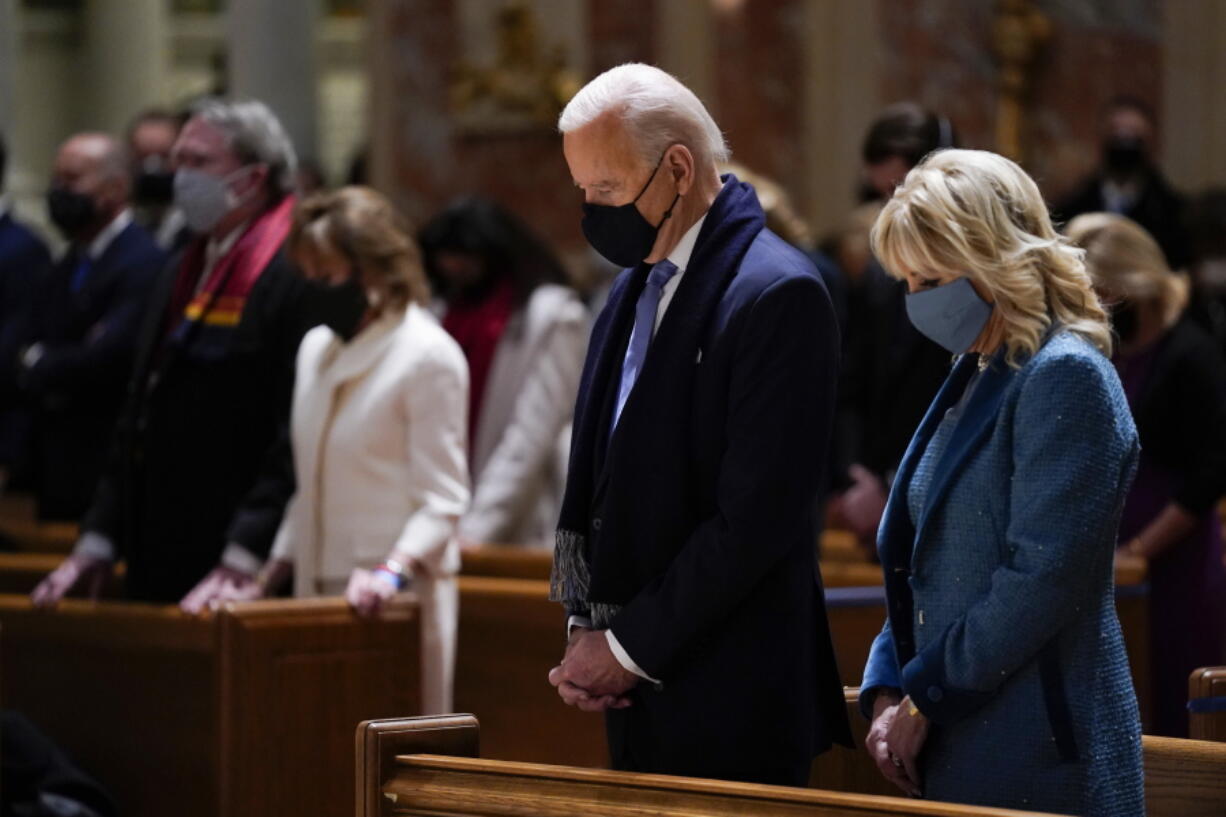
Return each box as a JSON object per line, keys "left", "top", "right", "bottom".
{"left": 867, "top": 690, "right": 929, "bottom": 798}
{"left": 548, "top": 627, "right": 636, "bottom": 712}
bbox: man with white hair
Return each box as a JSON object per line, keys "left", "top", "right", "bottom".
{"left": 547, "top": 63, "right": 851, "bottom": 784}
{"left": 33, "top": 99, "right": 323, "bottom": 607}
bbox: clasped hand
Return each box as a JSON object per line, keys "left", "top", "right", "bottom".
{"left": 548, "top": 627, "right": 637, "bottom": 712}
{"left": 867, "top": 692, "right": 929, "bottom": 797}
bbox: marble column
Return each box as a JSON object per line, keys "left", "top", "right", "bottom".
{"left": 1163, "top": 0, "right": 1226, "bottom": 189}
{"left": 228, "top": 0, "right": 321, "bottom": 161}
{"left": 0, "top": 0, "right": 16, "bottom": 138}
{"left": 801, "top": 0, "right": 880, "bottom": 238}
{"left": 84, "top": 0, "right": 167, "bottom": 135}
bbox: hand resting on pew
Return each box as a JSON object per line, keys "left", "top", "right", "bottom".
{"left": 30, "top": 553, "right": 110, "bottom": 606}
{"left": 548, "top": 627, "right": 635, "bottom": 712}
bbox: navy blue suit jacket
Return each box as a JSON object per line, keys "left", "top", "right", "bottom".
{"left": 24, "top": 220, "right": 163, "bottom": 519}
{"left": 564, "top": 179, "right": 852, "bottom": 783}
{"left": 0, "top": 213, "right": 51, "bottom": 471}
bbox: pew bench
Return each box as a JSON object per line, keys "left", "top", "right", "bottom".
{"left": 0, "top": 493, "right": 78, "bottom": 552}
{"left": 357, "top": 714, "right": 1061, "bottom": 817}
{"left": 357, "top": 709, "right": 1226, "bottom": 817}
{"left": 0, "top": 595, "right": 420, "bottom": 817}
{"left": 1189, "top": 665, "right": 1226, "bottom": 741}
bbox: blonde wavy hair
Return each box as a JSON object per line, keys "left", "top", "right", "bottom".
{"left": 871, "top": 149, "right": 1112, "bottom": 366}
{"left": 289, "top": 186, "right": 429, "bottom": 309}
{"left": 1065, "top": 212, "right": 1189, "bottom": 330}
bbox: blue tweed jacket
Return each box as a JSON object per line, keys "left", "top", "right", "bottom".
{"left": 861, "top": 330, "right": 1145, "bottom": 817}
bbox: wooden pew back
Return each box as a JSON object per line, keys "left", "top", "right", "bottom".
{"left": 1189, "top": 666, "right": 1226, "bottom": 742}
{"left": 357, "top": 713, "right": 1226, "bottom": 817}
{"left": 0, "top": 595, "right": 420, "bottom": 817}
{"left": 358, "top": 715, "right": 1059, "bottom": 817}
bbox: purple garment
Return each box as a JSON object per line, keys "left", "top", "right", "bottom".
{"left": 1116, "top": 342, "right": 1226, "bottom": 737}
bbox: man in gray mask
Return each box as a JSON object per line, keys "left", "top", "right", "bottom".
{"left": 32, "top": 99, "right": 322, "bottom": 608}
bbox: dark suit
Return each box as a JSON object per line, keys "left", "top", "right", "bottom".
{"left": 1054, "top": 170, "right": 1190, "bottom": 270}
{"left": 556, "top": 178, "right": 851, "bottom": 785}
{"left": 0, "top": 213, "right": 51, "bottom": 480}
{"left": 23, "top": 220, "right": 163, "bottom": 520}
{"left": 82, "top": 205, "right": 316, "bottom": 602}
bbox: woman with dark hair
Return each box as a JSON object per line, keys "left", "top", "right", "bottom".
{"left": 420, "top": 198, "right": 587, "bottom": 549}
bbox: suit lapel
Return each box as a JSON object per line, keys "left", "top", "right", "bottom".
{"left": 913, "top": 354, "right": 1017, "bottom": 555}
{"left": 878, "top": 353, "right": 974, "bottom": 567}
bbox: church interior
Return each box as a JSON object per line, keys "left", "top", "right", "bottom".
{"left": 0, "top": 1, "right": 1225, "bottom": 816}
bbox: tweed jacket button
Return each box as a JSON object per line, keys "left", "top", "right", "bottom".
{"left": 592, "top": 517, "right": 602, "bottom": 531}
{"left": 927, "top": 686, "right": 944, "bottom": 702}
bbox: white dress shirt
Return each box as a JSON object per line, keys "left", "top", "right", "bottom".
{"left": 568, "top": 210, "right": 710, "bottom": 686}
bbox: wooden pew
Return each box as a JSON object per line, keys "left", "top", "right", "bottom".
{"left": 0, "top": 493, "right": 78, "bottom": 552}
{"left": 0, "top": 594, "right": 420, "bottom": 817}
{"left": 357, "top": 708, "right": 1226, "bottom": 817}
{"left": 453, "top": 566, "right": 1151, "bottom": 769}
{"left": 356, "top": 713, "right": 1063, "bottom": 817}
{"left": 1189, "top": 666, "right": 1226, "bottom": 741}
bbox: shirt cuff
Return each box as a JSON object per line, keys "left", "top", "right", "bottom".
{"left": 20, "top": 343, "right": 44, "bottom": 370}
{"left": 567, "top": 615, "right": 592, "bottom": 638}
{"left": 221, "top": 543, "right": 262, "bottom": 576}
{"left": 73, "top": 531, "right": 115, "bottom": 562}
{"left": 606, "top": 629, "right": 661, "bottom": 687}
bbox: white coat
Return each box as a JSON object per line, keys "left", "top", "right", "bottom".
{"left": 270, "top": 303, "right": 470, "bottom": 714}
{"left": 457, "top": 283, "right": 588, "bottom": 548}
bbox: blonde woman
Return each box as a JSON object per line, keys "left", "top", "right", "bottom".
{"left": 1069, "top": 212, "right": 1226, "bottom": 737}
{"left": 266, "top": 187, "right": 468, "bottom": 714}
{"left": 860, "top": 150, "right": 1143, "bottom": 817}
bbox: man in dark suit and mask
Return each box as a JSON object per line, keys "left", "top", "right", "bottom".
{"left": 1054, "top": 95, "right": 1190, "bottom": 270}
{"left": 19, "top": 132, "right": 164, "bottom": 521}
{"left": 32, "top": 100, "right": 322, "bottom": 607}
{"left": 546, "top": 63, "right": 851, "bottom": 786}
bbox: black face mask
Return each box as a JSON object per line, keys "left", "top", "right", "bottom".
{"left": 314, "top": 275, "right": 370, "bottom": 341}
{"left": 1112, "top": 300, "right": 1140, "bottom": 344}
{"left": 1103, "top": 136, "right": 1148, "bottom": 178}
{"left": 134, "top": 170, "right": 176, "bottom": 206}
{"left": 580, "top": 153, "right": 681, "bottom": 268}
{"left": 46, "top": 187, "right": 99, "bottom": 238}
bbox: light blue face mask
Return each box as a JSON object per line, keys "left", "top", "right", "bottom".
{"left": 904, "top": 276, "right": 993, "bottom": 354}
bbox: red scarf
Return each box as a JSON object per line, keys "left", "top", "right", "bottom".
{"left": 163, "top": 195, "right": 296, "bottom": 344}
{"left": 442, "top": 278, "right": 516, "bottom": 449}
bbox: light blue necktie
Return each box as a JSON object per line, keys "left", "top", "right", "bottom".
{"left": 611, "top": 259, "right": 678, "bottom": 432}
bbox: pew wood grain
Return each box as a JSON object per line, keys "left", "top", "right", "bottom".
{"left": 1189, "top": 666, "right": 1226, "bottom": 742}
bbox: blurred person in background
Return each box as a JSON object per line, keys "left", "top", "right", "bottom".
{"left": 126, "top": 108, "right": 189, "bottom": 251}
{"left": 1055, "top": 95, "right": 1190, "bottom": 270}
{"left": 828, "top": 103, "right": 954, "bottom": 552}
{"left": 419, "top": 198, "right": 586, "bottom": 549}
{"left": 19, "top": 132, "right": 164, "bottom": 522}
{"left": 1069, "top": 212, "right": 1226, "bottom": 737}
{"left": 250, "top": 187, "right": 468, "bottom": 714}
{"left": 1183, "top": 189, "right": 1226, "bottom": 360}
{"left": 0, "top": 131, "right": 52, "bottom": 496}
{"left": 32, "top": 99, "right": 321, "bottom": 608}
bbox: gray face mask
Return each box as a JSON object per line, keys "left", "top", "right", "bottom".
{"left": 173, "top": 166, "right": 254, "bottom": 233}
{"left": 904, "top": 276, "right": 993, "bottom": 354}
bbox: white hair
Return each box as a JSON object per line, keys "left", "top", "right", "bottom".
{"left": 558, "top": 63, "right": 729, "bottom": 169}
{"left": 191, "top": 98, "right": 298, "bottom": 196}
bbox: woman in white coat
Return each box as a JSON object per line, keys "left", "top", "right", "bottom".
{"left": 419, "top": 198, "right": 587, "bottom": 549}
{"left": 266, "top": 187, "right": 469, "bottom": 714}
